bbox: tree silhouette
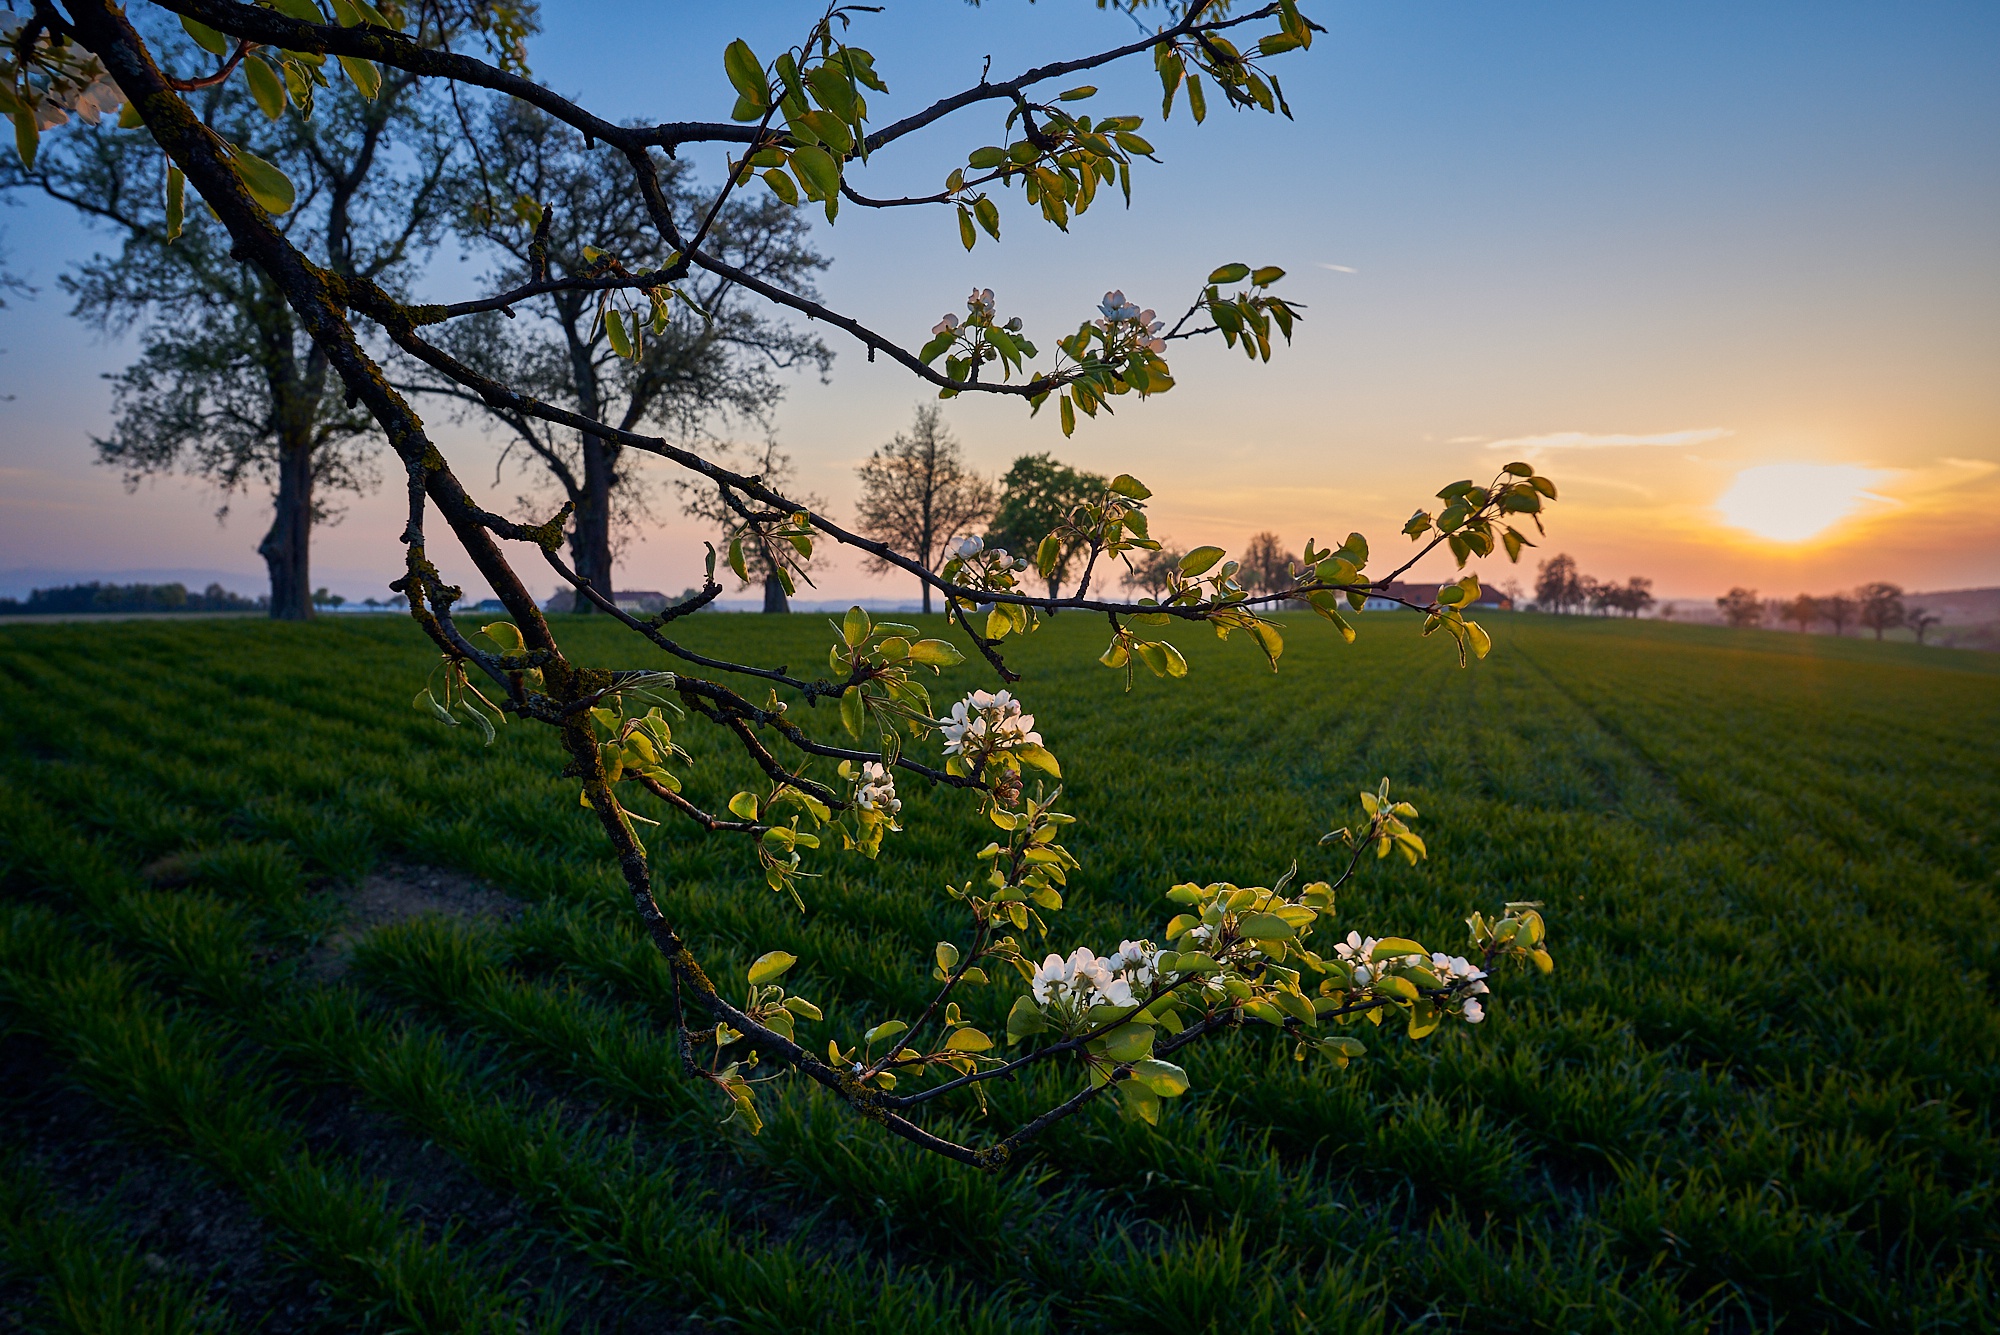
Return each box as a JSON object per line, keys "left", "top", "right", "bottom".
{"left": 853, "top": 405, "right": 996, "bottom": 614}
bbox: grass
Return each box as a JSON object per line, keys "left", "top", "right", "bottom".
{"left": 0, "top": 609, "right": 1993, "bottom": 1332}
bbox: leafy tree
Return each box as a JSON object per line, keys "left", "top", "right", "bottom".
{"left": 414, "top": 99, "right": 830, "bottom": 611}
{"left": 1906, "top": 605, "right": 1941, "bottom": 644}
{"left": 24, "top": 0, "right": 1565, "bottom": 1166}
{"left": 1613, "top": 576, "right": 1654, "bottom": 617}
{"left": 1717, "top": 586, "right": 1763, "bottom": 628}
{"left": 3, "top": 14, "right": 472, "bottom": 618}
{"left": 986, "top": 453, "right": 1110, "bottom": 600}
{"left": 1534, "top": 552, "right": 1582, "bottom": 613}
{"left": 1818, "top": 592, "right": 1857, "bottom": 636}
{"left": 1238, "top": 530, "right": 1298, "bottom": 594}
{"left": 1855, "top": 581, "right": 1905, "bottom": 640}
{"left": 852, "top": 404, "right": 996, "bottom": 614}
{"left": 1781, "top": 593, "right": 1818, "bottom": 632}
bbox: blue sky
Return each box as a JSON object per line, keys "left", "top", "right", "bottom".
{"left": 2, "top": 0, "right": 1995, "bottom": 604}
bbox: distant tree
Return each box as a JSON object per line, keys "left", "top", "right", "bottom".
{"left": 1717, "top": 587, "right": 1763, "bottom": 628}
{"left": 1906, "top": 606, "right": 1941, "bottom": 645}
{"left": 419, "top": 100, "right": 830, "bottom": 614}
{"left": 1120, "top": 544, "right": 1185, "bottom": 599}
{"left": 1659, "top": 601, "right": 1678, "bottom": 620}
{"left": 4, "top": 33, "right": 479, "bottom": 619}
{"left": 311, "top": 587, "right": 345, "bottom": 609}
{"left": 852, "top": 405, "right": 996, "bottom": 614}
{"left": 1239, "top": 531, "right": 1299, "bottom": 594}
{"left": 1613, "top": 577, "right": 1655, "bottom": 617}
{"left": 987, "top": 453, "right": 1109, "bottom": 600}
{"left": 1855, "top": 582, "right": 1905, "bottom": 641}
{"left": 1497, "top": 578, "right": 1525, "bottom": 609}
{"left": 1534, "top": 553, "right": 1582, "bottom": 613}
{"left": 680, "top": 441, "right": 826, "bottom": 614}
{"left": 1818, "top": 593, "right": 1857, "bottom": 636}
{"left": 1781, "top": 594, "right": 1818, "bottom": 633}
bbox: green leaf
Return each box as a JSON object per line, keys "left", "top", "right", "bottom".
{"left": 905, "top": 638, "right": 964, "bottom": 666}
{"left": 934, "top": 941, "right": 959, "bottom": 973}
{"left": 1251, "top": 265, "right": 1286, "bottom": 286}
{"left": 227, "top": 145, "right": 295, "bottom": 215}
{"left": 1246, "top": 619, "right": 1284, "bottom": 670}
{"left": 164, "top": 164, "right": 185, "bottom": 243}
{"left": 1370, "top": 938, "right": 1425, "bottom": 960}
{"left": 1035, "top": 532, "right": 1061, "bottom": 578}
{"left": 1207, "top": 262, "right": 1250, "bottom": 285}
{"left": 244, "top": 56, "right": 288, "bottom": 120}
{"left": 180, "top": 14, "right": 229, "bottom": 55}
{"left": 747, "top": 950, "right": 796, "bottom": 985}
{"left": 727, "top": 791, "right": 760, "bottom": 821}
{"left": 842, "top": 604, "right": 870, "bottom": 648}
{"left": 1098, "top": 1023, "right": 1154, "bottom": 1062}
{"left": 790, "top": 143, "right": 841, "bottom": 199}
{"left": 337, "top": 54, "right": 381, "bottom": 100}
{"left": 1013, "top": 744, "right": 1060, "bottom": 777}
{"left": 973, "top": 195, "right": 1001, "bottom": 240}
{"left": 269, "top": 0, "right": 325, "bottom": 19}
{"left": 723, "top": 39, "right": 768, "bottom": 104}
{"left": 839, "top": 685, "right": 865, "bottom": 739}
{"left": 1132, "top": 1057, "right": 1189, "bottom": 1096}
{"left": 781, "top": 995, "right": 822, "bottom": 1020}
{"left": 1237, "top": 912, "right": 1296, "bottom": 941}
{"left": 864, "top": 1019, "right": 908, "bottom": 1045}
{"left": 1058, "top": 85, "right": 1098, "bottom": 101}
{"left": 1108, "top": 472, "right": 1152, "bottom": 500}
{"left": 1006, "top": 995, "right": 1047, "bottom": 1044}
{"left": 1179, "top": 545, "right": 1226, "bottom": 576}
{"left": 605, "top": 308, "right": 633, "bottom": 359}
{"left": 944, "top": 1026, "right": 993, "bottom": 1053}
{"left": 958, "top": 205, "right": 976, "bottom": 251}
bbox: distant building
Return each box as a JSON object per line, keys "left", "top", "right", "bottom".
{"left": 543, "top": 589, "right": 681, "bottom": 614}
{"left": 1359, "top": 581, "right": 1513, "bottom": 612}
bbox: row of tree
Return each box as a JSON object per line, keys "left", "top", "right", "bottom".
{"left": 1715, "top": 583, "right": 1940, "bottom": 641}
{"left": 0, "top": 581, "right": 263, "bottom": 615}
{"left": 847, "top": 406, "right": 1310, "bottom": 614}
{"left": 1532, "top": 554, "right": 1654, "bottom": 616}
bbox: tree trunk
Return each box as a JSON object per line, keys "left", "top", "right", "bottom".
{"left": 762, "top": 568, "right": 790, "bottom": 614}
{"left": 260, "top": 439, "right": 313, "bottom": 621}
{"left": 571, "top": 432, "right": 616, "bottom": 611}
{"left": 920, "top": 577, "right": 932, "bottom": 615}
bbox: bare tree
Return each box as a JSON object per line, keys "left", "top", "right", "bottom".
{"left": 1781, "top": 594, "right": 1818, "bottom": 633}
{"left": 1855, "top": 582, "right": 1905, "bottom": 641}
{"left": 1238, "top": 531, "right": 1298, "bottom": 595}
{"left": 1819, "top": 593, "right": 1857, "bottom": 636}
{"left": 1907, "top": 606, "right": 1941, "bottom": 645}
{"left": 1120, "top": 544, "right": 1185, "bottom": 599}
{"left": 852, "top": 405, "right": 996, "bottom": 614}
{"left": 1717, "top": 587, "right": 1763, "bottom": 628}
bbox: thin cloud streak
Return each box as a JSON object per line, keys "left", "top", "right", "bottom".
{"left": 1483, "top": 427, "right": 1734, "bottom": 452}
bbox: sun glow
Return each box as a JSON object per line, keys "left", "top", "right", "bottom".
{"left": 1714, "top": 463, "right": 1890, "bottom": 543}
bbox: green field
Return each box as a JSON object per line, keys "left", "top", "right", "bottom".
{"left": 0, "top": 611, "right": 1994, "bottom": 1333}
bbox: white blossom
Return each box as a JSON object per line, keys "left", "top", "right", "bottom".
{"left": 950, "top": 534, "right": 984, "bottom": 560}
{"left": 1461, "top": 998, "right": 1485, "bottom": 1023}
{"left": 931, "top": 311, "right": 960, "bottom": 337}
{"left": 1103, "top": 939, "right": 1159, "bottom": 990}
{"left": 855, "top": 761, "right": 901, "bottom": 816}
{"left": 939, "top": 689, "right": 1042, "bottom": 758}
{"left": 1030, "top": 946, "right": 1133, "bottom": 1010}
{"left": 967, "top": 287, "right": 997, "bottom": 321}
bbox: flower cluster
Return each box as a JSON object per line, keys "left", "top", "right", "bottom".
{"left": 1030, "top": 939, "right": 1158, "bottom": 1013}
{"left": 2, "top": 13, "right": 127, "bottom": 129}
{"left": 854, "top": 761, "right": 901, "bottom": 816}
{"left": 932, "top": 286, "right": 1019, "bottom": 338}
{"left": 1096, "top": 289, "right": 1167, "bottom": 355}
{"left": 940, "top": 689, "right": 1041, "bottom": 759}
{"left": 1430, "top": 951, "right": 1490, "bottom": 1022}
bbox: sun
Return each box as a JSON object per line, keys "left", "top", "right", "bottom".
{"left": 1714, "top": 463, "right": 1890, "bottom": 543}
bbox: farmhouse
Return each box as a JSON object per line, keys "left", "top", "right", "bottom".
{"left": 1360, "top": 581, "right": 1515, "bottom": 612}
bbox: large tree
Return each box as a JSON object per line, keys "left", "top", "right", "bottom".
{"left": 986, "top": 452, "right": 1108, "bottom": 600}
{"left": 1855, "top": 581, "right": 1905, "bottom": 640}
{"left": 4, "top": 13, "right": 465, "bottom": 618}
{"left": 852, "top": 404, "right": 995, "bottom": 614}
{"left": 20, "top": 0, "right": 1565, "bottom": 1170}
{"left": 414, "top": 99, "right": 830, "bottom": 611}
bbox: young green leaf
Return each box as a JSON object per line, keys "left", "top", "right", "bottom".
{"left": 747, "top": 950, "right": 797, "bottom": 985}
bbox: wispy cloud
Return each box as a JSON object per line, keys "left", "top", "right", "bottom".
{"left": 1483, "top": 427, "right": 1733, "bottom": 452}
{"left": 1317, "top": 262, "right": 1357, "bottom": 273}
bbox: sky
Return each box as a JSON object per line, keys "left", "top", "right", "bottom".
{"left": 2, "top": 0, "right": 1996, "bottom": 607}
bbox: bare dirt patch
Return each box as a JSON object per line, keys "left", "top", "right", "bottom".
{"left": 305, "top": 863, "right": 522, "bottom": 981}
